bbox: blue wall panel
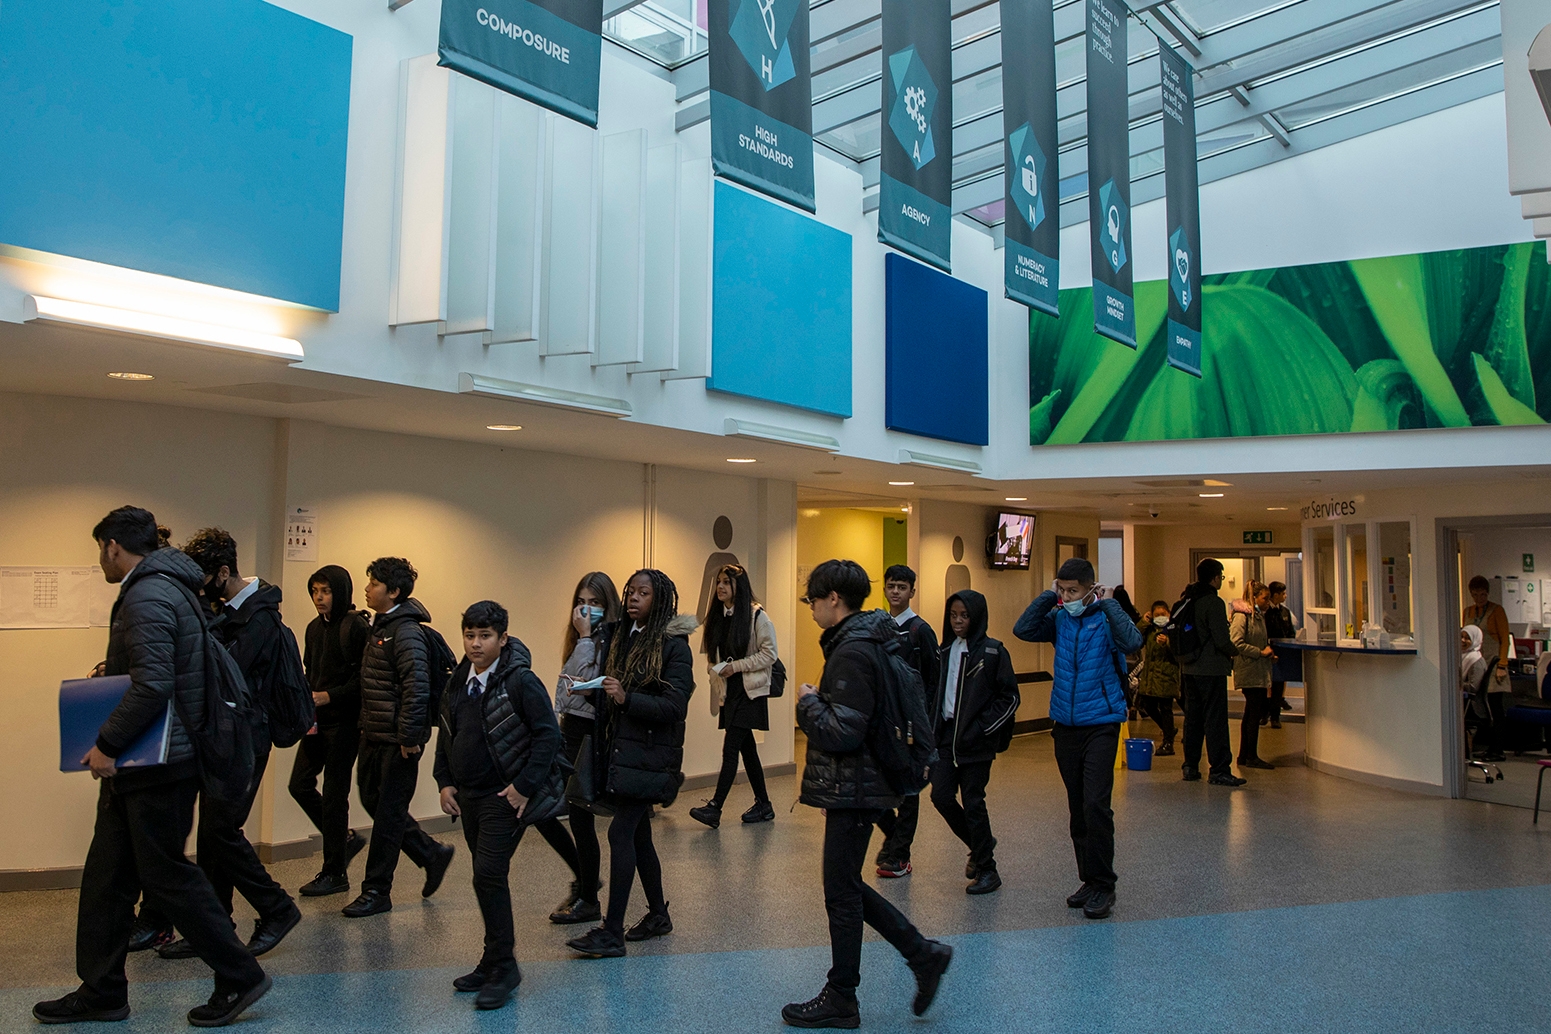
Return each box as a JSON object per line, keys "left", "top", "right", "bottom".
{"left": 708, "top": 182, "right": 852, "bottom": 417}
{"left": 884, "top": 252, "right": 988, "bottom": 445}
{"left": 0, "top": 0, "right": 353, "bottom": 311}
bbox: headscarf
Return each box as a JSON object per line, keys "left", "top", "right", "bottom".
{"left": 1460, "top": 624, "right": 1484, "bottom": 682}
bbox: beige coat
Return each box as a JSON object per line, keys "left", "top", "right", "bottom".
{"left": 1229, "top": 600, "right": 1273, "bottom": 690}
{"left": 708, "top": 605, "right": 778, "bottom": 714}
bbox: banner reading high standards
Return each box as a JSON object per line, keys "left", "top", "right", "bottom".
{"left": 1085, "top": 0, "right": 1134, "bottom": 347}
{"left": 439, "top": 0, "right": 603, "bottom": 127}
{"left": 1160, "top": 46, "right": 1203, "bottom": 377}
{"left": 878, "top": 0, "right": 952, "bottom": 272}
{"left": 1001, "top": 0, "right": 1060, "bottom": 316}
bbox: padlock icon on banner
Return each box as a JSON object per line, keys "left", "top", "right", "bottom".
{"left": 1021, "top": 155, "right": 1038, "bottom": 198}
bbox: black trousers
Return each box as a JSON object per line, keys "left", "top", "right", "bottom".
{"left": 1238, "top": 687, "right": 1269, "bottom": 762}
{"left": 77, "top": 776, "right": 265, "bottom": 1006}
{"left": 288, "top": 722, "right": 361, "bottom": 876}
{"left": 822, "top": 809, "right": 925, "bottom": 994}
{"left": 460, "top": 793, "right": 527, "bottom": 971}
{"left": 560, "top": 715, "right": 601, "bottom": 902}
{"left": 1182, "top": 674, "right": 1233, "bottom": 777}
{"left": 1136, "top": 695, "right": 1177, "bottom": 742}
{"left": 874, "top": 795, "right": 920, "bottom": 863}
{"left": 199, "top": 750, "right": 293, "bottom": 920}
{"left": 357, "top": 742, "right": 439, "bottom": 895}
{"left": 929, "top": 754, "right": 997, "bottom": 874}
{"left": 712, "top": 726, "right": 769, "bottom": 806}
{"left": 604, "top": 798, "right": 666, "bottom": 935}
{"left": 1052, "top": 722, "right": 1120, "bottom": 894}
{"left": 1269, "top": 679, "right": 1287, "bottom": 714}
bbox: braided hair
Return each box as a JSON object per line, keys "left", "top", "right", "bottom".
{"left": 606, "top": 568, "right": 680, "bottom": 688}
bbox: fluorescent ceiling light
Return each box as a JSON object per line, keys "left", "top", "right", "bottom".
{"left": 726, "top": 458, "right": 757, "bottom": 463}
{"left": 107, "top": 371, "right": 155, "bottom": 381}
{"left": 459, "top": 373, "right": 632, "bottom": 418}
{"left": 25, "top": 295, "right": 303, "bottom": 360}
{"left": 486, "top": 424, "right": 523, "bottom": 431}
{"left": 724, "top": 418, "right": 840, "bottom": 453}
{"left": 897, "top": 449, "right": 982, "bottom": 474}
{"left": 1200, "top": 492, "right": 1225, "bottom": 498}
{"left": 889, "top": 480, "right": 915, "bottom": 486}
{"left": 1005, "top": 497, "right": 1027, "bottom": 502}
{"left": 1267, "top": 506, "right": 1288, "bottom": 511}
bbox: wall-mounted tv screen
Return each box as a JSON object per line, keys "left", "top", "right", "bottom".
{"left": 990, "top": 513, "right": 1035, "bottom": 570}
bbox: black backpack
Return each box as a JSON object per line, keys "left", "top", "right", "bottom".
{"left": 1166, "top": 595, "right": 1208, "bottom": 665}
{"left": 264, "top": 623, "right": 315, "bottom": 748}
{"left": 767, "top": 658, "right": 787, "bottom": 698}
{"left": 869, "top": 628, "right": 938, "bottom": 796}
{"left": 422, "top": 624, "right": 458, "bottom": 721}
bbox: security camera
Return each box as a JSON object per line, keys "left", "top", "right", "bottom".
{"left": 1533, "top": 23, "right": 1551, "bottom": 125}
{"left": 1148, "top": 507, "right": 1160, "bottom": 519}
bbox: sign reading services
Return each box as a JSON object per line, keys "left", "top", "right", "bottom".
{"left": 878, "top": 0, "right": 953, "bottom": 272}
{"left": 1000, "top": 0, "right": 1061, "bottom": 316}
{"left": 439, "top": 0, "right": 603, "bottom": 127}
{"left": 709, "top": 0, "right": 815, "bottom": 212}
{"left": 1085, "top": 0, "right": 1135, "bottom": 346}
{"left": 1160, "top": 45, "right": 1203, "bottom": 377}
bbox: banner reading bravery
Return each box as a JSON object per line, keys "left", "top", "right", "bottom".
{"left": 439, "top": 0, "right": 603, "bottom": 127}
{"left": 709, "top": 0, "right": 815, "bottom": 212}
{"left": 1000, "top": 0, "right": 1060, "bottom": 316}
{"left": 1160, "top": 46, "right": 1203, "bottom": 377}
{"left": 1085, "top": 0, "right": 1134, "bottom": 346}
{"left": 878, "top": 0, "right": 952, "bottom": 272}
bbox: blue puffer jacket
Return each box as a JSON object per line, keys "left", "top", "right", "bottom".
{"left": 1014, "top": 591, "right": 1144, "bottom": 727}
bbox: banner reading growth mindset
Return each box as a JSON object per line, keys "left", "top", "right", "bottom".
{"left": 1160, "top": 45, "right": 1203, "bottom": 377}
{"left": 1085, "top": 0, "right": 1134, "bottom": 346}
{"left": 439, "top": 0, "right": 604, "bottom": 127}
{"left": 1001, "top": 0, "right": 1060, "bottom": 316}
{"left": 709, "top": 0, "right": 815, "bottom": 212}
{"left": 878, "top": 0, "right": 952, "bottom": 272}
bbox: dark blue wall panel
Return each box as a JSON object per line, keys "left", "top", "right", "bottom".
{"left": 885, "top": 251, "right": 988, "bottom": 445}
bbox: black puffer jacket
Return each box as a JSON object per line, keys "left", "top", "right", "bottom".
{"left": 798, "top": 610, "right": 902, "bottom": 812}
{"left": 594, "top": 616, "right": 697, "bottom": 806}
{"left": 211, "top": 579, "right": 290, "bottom": 751}
{"left": 360, "top": 598, "right": 436, "bottom": 747}
{"left": 96, "top": 548, "right": 208, "bottom": 790}
{"left": 934, "top": 590, "right": 1021, "bottom": 764}
{"left": 433, "top": 637, "right": 570, "bottom": 824}
{"left": 304, "top": 610, "right": 369, "bottom": 728}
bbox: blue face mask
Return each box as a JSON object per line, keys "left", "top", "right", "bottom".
{"left": 586, "top": 606, "right": 604, "bottom": 628}
{"left": 1062, "top": 599, "right": 1088, "bottom": 617}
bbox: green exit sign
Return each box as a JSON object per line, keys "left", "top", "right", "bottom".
{"left": 1527, "top": 554, "right": 1536, "bottom": 573}
{"left": 1244, "top": 531, "right": 1274, "bottom": 545}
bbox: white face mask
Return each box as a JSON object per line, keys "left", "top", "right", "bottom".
{"left": 1153, "top": 615, "right": 1168, "bottom": 627}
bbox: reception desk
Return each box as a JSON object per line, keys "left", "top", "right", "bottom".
{"left": 1270, "top": 639, "right": 1417, "bottom": 657}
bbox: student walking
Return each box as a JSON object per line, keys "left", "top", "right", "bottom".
{"left": 1175, "top": 559, "right": 1246, "bottom": 787}
{"left": 566, "top": 570, "right": 697, "bottom": 959}
{"left": 434, "top": 602, "right": 570, "bottom": 1010}
{"left": 784, "top": 560, "right": 952, "bottom": 1029}
{"left": 1014, "top": 558, "right": 1143, "bottom": 920}
{"left": 548, "top": 572, "right": 619, "bottom": 926}
{"left": 1230, "top": 582, "right": 1277, "bottom": 770}
{"left": 874, "top": 565, "right": 938, "bottom": 879}
{"left": 1134, "top": 601, "right": 1181, "bottom": 755}
{"left": 343, "top": 557, "right": 456, "bottom": 918}
{"left": 930, "top": 590, "right": 1020, "bottom": 895}
{"left": 289, "top": 565, "right": 370, "bottom": 897}
{"left": 34, "top": 507, "right": 270, "bottom": 1027}
{"left": 691, "top": 563, "right": 778, "bottom": 828}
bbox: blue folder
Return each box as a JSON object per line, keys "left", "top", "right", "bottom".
{"left": 59, "top": 675, "right": 172, "bottom": 772}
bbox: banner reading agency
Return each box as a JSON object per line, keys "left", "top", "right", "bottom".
{"left": 1085, "top": 0, "right": 1134, "bottom": 346}
{"left": 1001, "top": 0, "right": 1060, "bottom": 316}
{"left": 439, "top": 0, "right": 603, "bottom": 127}
{"left": 1160, "top": 45, "right": 1203, "bottom": 377}
{"left": 709, "top": 0, "right": 815, "bottom": 212}
{"left": 878, "top": 0, "right": 952, "bottom": 272}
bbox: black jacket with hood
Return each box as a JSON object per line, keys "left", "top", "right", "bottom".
{"left": 303, "top": 566, "right": 369, "bottom": 729}
{"left": 360, "top": 598, "right": 437, "bottom": 747}
{"left": 1178, "top": 585, "right": 1237, "bottom": 678}
{"left": 798, "top": 609, "right": 902, "bottom": 812}
{"left": 590, "top": 616, "right": 698, "bottom": 806}
{"left": 210, "top": 578, "right": 293, "bottom": 751}
{"left": 433, "top": 637, "right": 570, "bottom": 825}
{"left": 933, "top": 590, "right": 1021, "bottom": 764}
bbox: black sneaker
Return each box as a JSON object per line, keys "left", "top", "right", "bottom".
{"left": 422, "top": 842, "right": 455, "bottom": 898}
{"left": 876, "top": 858, "right": 912, "bottom": 879}
{"left": 127, "top": 917, "right": 174, "bottom": 953}
{"left": 1238, "top": 757, "right": 1275, "bottom": 770}
{"left": 964, "top": 856, "right": 976, "bottom": 880}
{"left": 300, "top": 871, "right": 350, "bottom": 897}
{"left": 908, "top": 941, "right": 953, "bottom": 1017}
{"left": 341, "top": 890, "right": 392, "bottom": 918}
{"left": 1182, "top": 766, "right": 1201, "bottom": 782}
{"left": 1083, "top": 889, "right": 1116, "bottom": 919}
{"left": 1156, "top": 740, "right": 1176, "bottom": 757}
{"left": 156, "top": 937, "right": 198, "bottom": 960}
{"left": 1209, "top": 773, "right": 1248, "bottom": 787}
{"left": 966, "top": 870, "right": 1002, "bottom": 895}
{"left": 550, "top": 896, "right": 602, "bottom": 925}
{"left": 1270, "top": 718, "right": 1282, "bottom": 729}
{"left": 567, "top": 926, "right": 626, "bottom": 958}
{"left": 187, "top": 974, "right": 272, "bottom": 1028}
{"left": 453, "top": 965, "right": 489, "bottom": 992}
{"left": 688, "top": 801, "right": 722, "bottom": 828}
{"left": 1065, "top": 882, "right": 1095, "bottom": 908}
{"left": 474, "top": 963, "right": 521, "bottom": 1010}
{"left": 742, "top": 800, "right": 776, "bottom": 823}
{"left": 625, "top": 906, "right": 672, "bottom": 942}
{"left": 781, "top": 986, "right": 860, "bottom": 1029}
{"left": 33, "top": 991, "right": 130, "bottom": 1024}
{"left": 246, "top": 905, "right": 301, "bottom": 957}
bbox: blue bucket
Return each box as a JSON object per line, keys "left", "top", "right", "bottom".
{"left": 1124, "top": 738, "right": 1154, "bottom": 771}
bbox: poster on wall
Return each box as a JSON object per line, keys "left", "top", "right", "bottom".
{"left": 285, "top": 507, "right": 319, "bottom": 564}
{"left": 1028, "top": 241, "right": 1551, "bottom": 445}
{"left": 1085, "top": 0, "right": 1135, "bottom": 347}
{"left": 1000, "top": 0, "right": 1061, "bottom": 316}
{"left": 878, "top": 0, "right": 953, "bottom": 272}
{"left": 0, "top": 567, "right": 96, "bottom": 629}
{"left": 1159, "top": 45, "right": 1203, "bottom": 377}
{"left": 438, "top": 0, "right": 604, "bottom": 127}
{"left": 708, "top": 0, "right": 815, "bottom": 212}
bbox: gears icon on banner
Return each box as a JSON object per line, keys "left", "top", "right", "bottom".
{"left": 904, "top": 86, "right": 928, "bottom": 133}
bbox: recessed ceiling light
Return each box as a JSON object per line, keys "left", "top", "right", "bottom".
{"left": 900, "top": 506, "right": 909, "bottom": 512}
{"left": 889, "top": 481, "right": 915, "bottom": 486}
{"left": 1005, "top": 497, "right": 1028, "bottom": 502}
{"left": 486, "top": 424, "right": 522, "bottom": 431}
{"left": 1267, "top": 506, "right": 1288, "bottom": 511}
{"left": 107, "top": 371, "right": 154, "bottom": 381}
{"left": 1199, "top": 493, "right": 1225, "bottom": 498}
{"left": 727, "top": 458, "right": 757, "bottom": 464}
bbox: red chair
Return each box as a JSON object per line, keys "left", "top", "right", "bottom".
{"left": 1536, "top": 760, "right": 1551, "bottom": 824}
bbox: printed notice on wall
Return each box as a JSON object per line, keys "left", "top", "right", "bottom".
{"left": 285, "top": 507, "right": 319, "bottom": 563}
{"left": 0, "top": 567, "right": 98, "bottom": 629}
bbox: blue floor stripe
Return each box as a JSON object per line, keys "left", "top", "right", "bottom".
{"left": 9, "top": 885, "right": 1551, "bottom": 1032}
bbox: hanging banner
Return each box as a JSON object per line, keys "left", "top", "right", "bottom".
{"left": 438, "top": 0, "right": 603, "bottom": 127}
{"left": 709, "top": 0, "right": 815, "bottom": 212}
{"left": 1085, "top": 0, "right": 1134, "bottom": 346}
{"left": 878, "top": 0, "right": 953, "bottom": 272}
{"left": 1160, "top": 45, "right": 1203, "bottom": 377}
{"left": 1000, "top": 0, "right": 1060, "bottom": 316}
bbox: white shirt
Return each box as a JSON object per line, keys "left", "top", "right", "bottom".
{"left": 225, "top": 576, "right": 260, "bottom": 612}
{"left": 942, "top": 639, "right": 968, "bottom": 720}
{"left": 892, "top": 607, "right": 917, "bottom": 627}
{"left": 467, "top": 659, "right": 499, "bottom": 696}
